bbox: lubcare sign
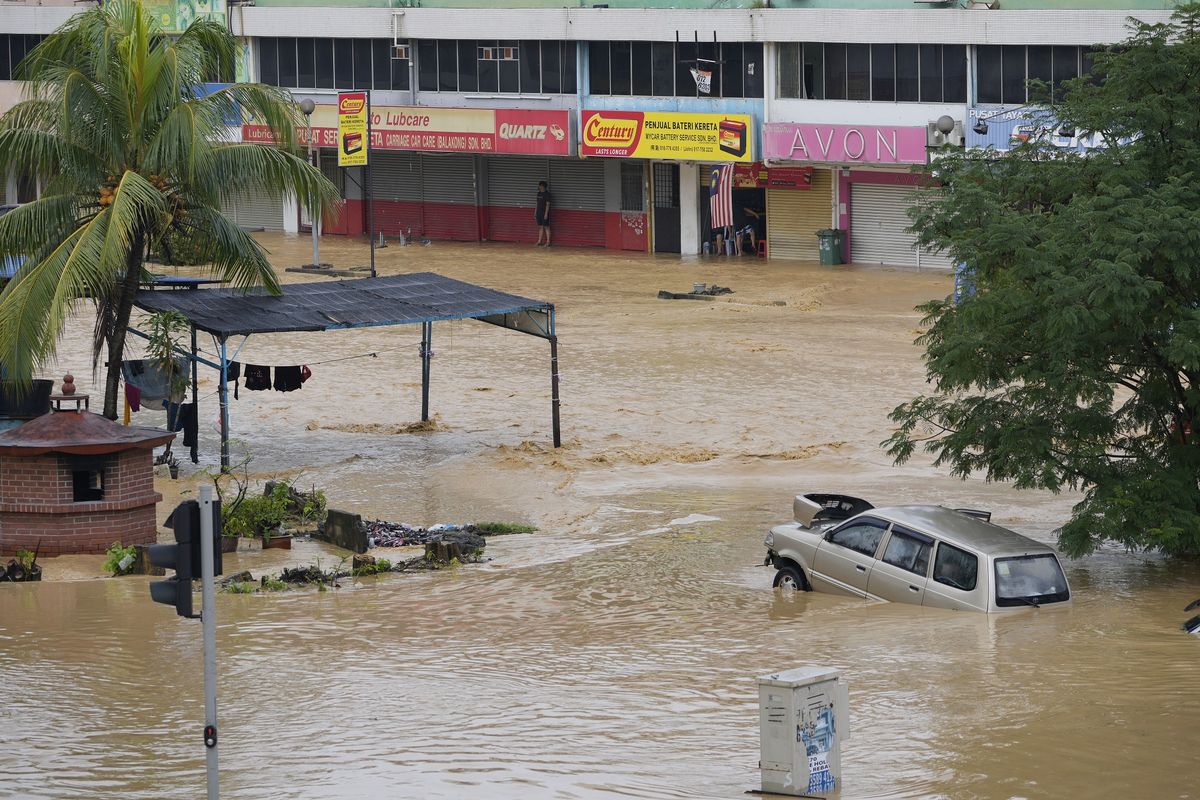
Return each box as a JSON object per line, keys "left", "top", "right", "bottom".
{"left": 580, "top": 110, "right": 754, "bottom": 162}
{"left": 246, "top": 105, "right": 571, "bottom": 156}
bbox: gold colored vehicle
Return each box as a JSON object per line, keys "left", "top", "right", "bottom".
{"left": 764, "top": 494, "right": 1071, "bottom": 612}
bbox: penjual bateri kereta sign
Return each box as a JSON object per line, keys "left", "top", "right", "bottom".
{"left": 244, "top": 105, "right": 571, "bottom": 156}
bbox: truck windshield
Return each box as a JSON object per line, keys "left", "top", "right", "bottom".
{"left": 994, "top": 554, "right": 1069, "bottom": 607}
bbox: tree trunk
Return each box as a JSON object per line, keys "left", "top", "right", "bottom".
{"left": 102, "top": 234, "right": 145, "bottom": 420}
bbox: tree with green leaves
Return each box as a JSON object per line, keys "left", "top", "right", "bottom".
{"left": 890, "top": 6, "right": 1200, "bottom": 558}
{"left": 0, "top": 0, "right": 339, "bottom": 419}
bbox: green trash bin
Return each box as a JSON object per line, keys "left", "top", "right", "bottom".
{"left": 816, "top": 229, "right": 845, "bottom": 265}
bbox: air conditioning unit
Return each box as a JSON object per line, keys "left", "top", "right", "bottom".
{"left": 392, "top": 44, "right": 411, "bottom": 61}
{"left": 927, "top": 120, "right": 965, "bottom": 148}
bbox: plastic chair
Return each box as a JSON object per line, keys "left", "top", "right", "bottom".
{"left": 757, "top": 239, "right": 767, "bottom": 258}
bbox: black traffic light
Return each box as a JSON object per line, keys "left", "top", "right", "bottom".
{"left": 149, "top": 500, "right": 223, "bottom": 618}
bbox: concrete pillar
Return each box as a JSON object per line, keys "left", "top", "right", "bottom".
{"left": 283, "top": 192, "right": 299, "bottom": 234}
{"left": 679, "top": 161, "right": 700, "bottom": 256}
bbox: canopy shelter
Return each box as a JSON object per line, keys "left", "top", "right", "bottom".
{"left": 132, "top": 272, "right": 560, "bottom": 467}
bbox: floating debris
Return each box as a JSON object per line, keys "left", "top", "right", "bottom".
{"left": 362, "top": 521, "right": 534, "bottom": 548}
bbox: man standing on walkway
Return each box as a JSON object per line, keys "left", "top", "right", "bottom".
{"left": 535, "top": 181, "right": 552, "bottom": 246}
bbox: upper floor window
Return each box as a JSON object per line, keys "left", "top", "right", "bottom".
{"left": 777, "top": 42, "right": 966, "bottom": 103}
{"left": 416, "top": 40, "right": 576, "bottom": 95}
{"left": 975, "top": 45, "right": 1094, "bottom": 105}
{"left": 589, "top": 41, "right": 763, "bottom": 99}
{"left": 258, "top": 37, "right": 410, "bottom": 92}
{"left": 0, "top": 34, "right": 46, "bottom": 81}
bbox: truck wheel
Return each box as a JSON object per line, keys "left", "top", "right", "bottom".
{"left": 773, "top": 564, "right": 809, "bottom": 592}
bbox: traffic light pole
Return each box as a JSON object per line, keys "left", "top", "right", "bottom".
{"left": 199, "top": 484, "right": 220, "bottom": 800}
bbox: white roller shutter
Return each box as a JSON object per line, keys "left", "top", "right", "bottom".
{"left": 548, "top": 159, "right": 605, "bottom": 211}
{"left": 370, "top": 151, "right": 421, "bottom": 201}
{"left": 850, "top": 184, "right": 954, "bottom": 270}
{"left": 766, "top": 168, "right": 833, "bottom": 261}
{"left": 223, "top": 189, "right": 285, "bottom": 231}
{"left": 487, "top": 156, "right": 550, "bottom": 207}
{"left": 420, "top": 153, "right": 476, "bottom": 204}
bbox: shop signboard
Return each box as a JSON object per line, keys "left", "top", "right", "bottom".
{"left": 731, "top": 163, "right": 811, "bottom": 189}
{"left": 763, "top": 123, "right": 927, "bottom": 165}
{"left": 245, "top": 106, "right": 571, "bottom": 156}
{"left": 337, "top": 92, "right": 369, "bottom": 167}
{"left": 966, "top": 105, "right": 1116, "bottom": 152}
{"left": 144, "top": 0, "right": 225, "bottom": 34}
{"left": 580, "top": 111, "right": 754, "bottom": 162}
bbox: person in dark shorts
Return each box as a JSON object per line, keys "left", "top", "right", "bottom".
{"left": 535, "top": 181, "right": 552, "bottom": 246}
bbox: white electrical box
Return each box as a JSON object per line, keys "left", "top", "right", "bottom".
{"left": 758, "top": 667, "right": 849, "bottom": 797}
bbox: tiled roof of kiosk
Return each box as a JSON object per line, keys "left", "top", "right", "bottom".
{"left": 134, "top": 272, "right": 553, "bottom": 337}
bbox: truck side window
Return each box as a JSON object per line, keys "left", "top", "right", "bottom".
{"left": 881, "top": 527, "right": 933, "bottom": 576}
{"left": 827, "top": 518, "right": 888, "bottom": 558}
{"left": 933, "top": 541, "right": 978, "bottom": 591}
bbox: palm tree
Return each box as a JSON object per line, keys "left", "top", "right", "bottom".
{"left": 0, "top": 0, "right": 339, "bottom": 419}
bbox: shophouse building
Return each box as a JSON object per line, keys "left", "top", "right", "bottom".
{"left": 0, "top": 0, "right": 1179, "bottom": 268}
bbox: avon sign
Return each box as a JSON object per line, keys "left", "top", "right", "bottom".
{"left": 763, "top": 123, "right": 927, "bottom": 165}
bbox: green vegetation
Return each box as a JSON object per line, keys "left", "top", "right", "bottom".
{"left": 0, "top": 0, "right": 338, "bottom": 419}
{"left": 470, "top": 522, "right": 537, "bottom": 535}
{"left": 102, "top": 542, "right": 137, "bottom": 576}
{"left": 352, "top": 558, "right": 392, "bottom": 576}
{"left": 259, "top": 576, "right": 287, "bottom": 592}
{"left": 203, "top": 451, "right": 327, "bottom": 540}
{"left": 14, "top": 549, "right": 35, "bottom": 572}
{"left": 224, "top": 581, "right": 255, "bottom": 594}
{"left": 892, "top": 5, "right": 1200, "bottom": 557}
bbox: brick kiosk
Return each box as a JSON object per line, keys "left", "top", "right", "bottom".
{"left": 0, "top": 384, "right": 174, "bottom": 557}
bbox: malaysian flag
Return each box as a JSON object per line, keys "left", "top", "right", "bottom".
{"left": 709, "top": 164, "right": 733, "bottom": 229}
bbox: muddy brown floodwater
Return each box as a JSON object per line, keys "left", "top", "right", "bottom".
{"left": 2, "top": 235, "right": 1199, "bottom": 799}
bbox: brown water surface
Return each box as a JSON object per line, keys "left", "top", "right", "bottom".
{"left": 2, "top": 235, "right": 1198, "bottom": 799}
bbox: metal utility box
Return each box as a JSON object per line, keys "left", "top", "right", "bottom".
{"left": 759, "top": 667, "right": 849, "bottom": 797}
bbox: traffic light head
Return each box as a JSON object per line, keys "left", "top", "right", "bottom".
{"left": 149, "top": 500, "right": 197, "bottom": 618}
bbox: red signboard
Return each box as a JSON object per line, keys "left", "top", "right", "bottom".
{"left": 244, "top": 106, "right": 570, "bottom": 156}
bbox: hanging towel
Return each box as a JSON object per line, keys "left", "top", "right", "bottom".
{"left": 273, "top": 365, "right": 305, "bottom": 392}
{"left": 301, "top": 365, "right": 312, "bottom": 383}
{"left": 244, "top": 364, "right": 271, "bottom": 391}
{"left": 122, "top": 358, "right": 188, "bottom": 406}
{"left": 227, "top": 361, "right": 242, "bottom": 400}
{"left": 178, "top": 403, "right": 199, "bottom": 450}
{"left": 125, "top": 383, "right": 142, "bottom": 412}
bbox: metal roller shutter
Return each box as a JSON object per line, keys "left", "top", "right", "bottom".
{"left": 487, "top": 156, "right": 550, "bottom": 207}
{"left": 222, "top": 189, "right": 285, "bottom": 231}
{"left": 850, "top": 184, "right": 953, "bottom": 270}
{"left": 548, "top": 159, "right": 605, "bottom": 211}
{"left": 370, "top": 152, "right": 421, "bottom": 201}
{"left": 420, "top": 153, "right": 476, "bottom": 204}
{"left": 766, "top": 169, "right": 833, "bottom": 261}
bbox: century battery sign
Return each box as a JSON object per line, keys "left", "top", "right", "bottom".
{"left": 244, "top": 106, "right": 570, "bottom": 156}
{"left": 580, "top": 110, "right": 754, "bottom": 162}
{"left": 337, "top": 92, "right": 368, "bottom": 167}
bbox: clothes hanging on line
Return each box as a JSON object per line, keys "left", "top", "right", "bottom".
{"left": 243, "top": 364, "right": 271, "bottom": 391}
{"left": 125, "top": 383, "right": 141, "bottom": 412}
{"left": 227, "top": 361, "right": 242, "bottom": 399}
{"left": 166, "top": 401, "right": 199, "bottom": 460}
{"left": 122, "top": 358, "right": 188, "bottom": 406}
{"left": 273, "top": 365, "right": 308, "bottom": 392}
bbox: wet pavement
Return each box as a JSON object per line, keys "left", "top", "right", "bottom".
{"left": 1, "top": 234, "right": 1198, "bottom": 799}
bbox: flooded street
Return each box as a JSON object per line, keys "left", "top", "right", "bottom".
{"left": 2, "top": 235, "right": 1198, "bottom": 799}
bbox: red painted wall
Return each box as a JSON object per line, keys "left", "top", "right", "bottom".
{"left": 484, "top": 207, "right": 607, "bottom": 248}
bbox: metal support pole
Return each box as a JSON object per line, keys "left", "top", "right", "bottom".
{"left": 420, "top": 322, "right": 432, "bottom": 422}
{"left": 310, "top": 129, "right": 320, "bottom": 268}
{"left": 367, "top": 92, "right": 376, "bottom": 278}
{"left": 190, "top": 326, "right": 199, "bottom": 464}
{"left": 550, "top": 334, "right": 561, "bottom": 449}
{"left": 199, "top": 483, "right": 220, "bottom": 800}
{"left": 218, "top": 338, "right": 230, "bottom": 470}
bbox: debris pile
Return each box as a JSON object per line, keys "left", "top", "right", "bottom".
{"left": 364, "top": 520, "right": 469, "bottom": 548}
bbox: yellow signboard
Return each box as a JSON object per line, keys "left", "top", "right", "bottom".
{"left": 580, "top": 110, "right": 754, "bottom": 162}
{"left": 337, "top": 92, "right": 369, "bottom": 167}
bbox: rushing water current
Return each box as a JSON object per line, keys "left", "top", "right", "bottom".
{"left": 2, "top": 236, "right": 1198, "bottom": 799}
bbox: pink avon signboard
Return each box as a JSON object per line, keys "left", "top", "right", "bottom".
{"left": 763, "top": 123, "right": 928, "bottom": 165}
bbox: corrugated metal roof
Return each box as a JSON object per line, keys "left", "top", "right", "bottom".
{"left": 133, "top": 272, "right": 553, "bottom": 338}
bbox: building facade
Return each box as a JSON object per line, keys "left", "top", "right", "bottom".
{"left": 0, "top": 0, "right": 1180, "bottom": 267}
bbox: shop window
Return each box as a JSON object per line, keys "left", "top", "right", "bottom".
{"left": 72, "top": 470, "right": 104, "bottom": 503}
{"left": 675, "top": 42, "right": 697, "bottom": 98}
{"left": 562, "top": 42, "right": 578, "bottom": 93}
{"left": 802, "top": 43, "right": 823, "bottom": 100}
{"left": 353, "top": 39, "right": 373, "bottom": 91}
{"left": 724, "top": 42, "right": 744, "bottom": 98}
{"left": 871, "top": 44, "right": 895, "bottom": 102}
{"left": 896, "top": 44, "right": 918, "bottom": 102}
{"left": 697, "top": 41, "right": 720, "bottom": 98}
{"left": 498, "top": 40, "right": 520, "bottom": 93}
{"left": 1052, "top": 45, "right": 1078, "bottom": 100}
{"left": 334, "top": 39, "right": 354, "bottom": 89}
{"left": 1002, "top": 45, "right": 1026, "bottom": 104}
{"left": 918, "top": 44, "right": 941, "bottom": 102}
{"left": 520, "top": 40, "right": 542, "bottom": 93}
{"left": 438, "top": 40, "right": 457, "bottom": 91}
{"left": 458, "top": 40, "right": 478, "bottom": 93}
{"left": 824, "top": 44, "right": 847, "bottom": 100}
{"left": 314, "top": 39, "right": 334, "bottom": 90}
{"left": 846, "top": 44, "right": 870, "bottom": 100}
{"left": 371, "top": 39, "right": 389, "bottom": 91}
{"left": 478, "top": 45, "right": 499, "bottom": 93}
{"left": 3, "top": 34, "right": 44, "bottom": 81}
{"left": 943, "top": 45, "right": 966, "bottom": 102}
{"left": 630, "top": 42, "right": 652, "bottom": 95}
{"left": 778, "top": 43, "right": 800, "bottom": 98}
{"left": 16, "top": 170, "right": 37, "bottom": 204}
{"left": 976, "top": 45, "right": 1003, "bottom": 104}
{"left": 589, "top": 41, "right": 610, "bottom": 94}
{"left": 651, "top": 42, "right": 674, "bottom": 96}
{"left": 298, "top": 38, "right": 316, "bottom": 88}
{"left": 278, "top": 38, "right": 298, "bottom": 88}
{"left": 417, "top": 40, "right": 438, "bottom": 91}
{"left": 1027, "top": 45, "right": 1052, "bottom": 101}
{"left": 259, "top": 37, "right": 278, "bottom": 86}
{"left": 744, "top": 43, "right": 763, "bottom": 98}
{"left": 541, "top": 41, "right": 561, "bottom": 94}
{"left": 609, "top": 41, "right": 631, "bottom": 95}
